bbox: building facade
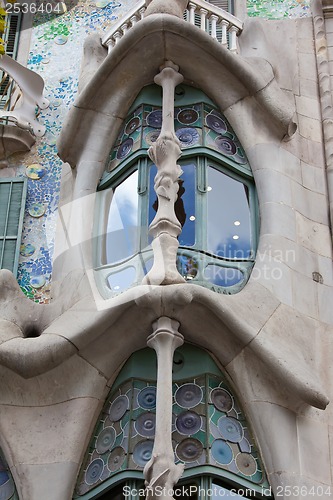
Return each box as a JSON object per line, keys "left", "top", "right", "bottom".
{"left": 0, "top": 0, "right": 332, "bottom": 498}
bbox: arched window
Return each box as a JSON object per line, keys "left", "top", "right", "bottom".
{"left": 73, "top": 345, "right": 272, "bottom": 499}
{"left": 94, "top": 85, "right": 258, "bottom": 297}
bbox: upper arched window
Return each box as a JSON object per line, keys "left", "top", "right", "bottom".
{"left": 94, "top": 85, "right": 258, "bottom": 298}
{"left": 73, "top": 345, "right": 272, "bottom": 500}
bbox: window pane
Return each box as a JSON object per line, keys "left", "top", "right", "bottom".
{"left": 107, "top": 267, "right": 136, "bottom": 293}
{"left": 98, "top": 483, "right": 124, "bottom": 499}
{"left": 211, "top": 482, "right": 256, "bottom": 499}
{"left": 175, "top": 484, "right": 199, "bottom": 499}
{"left": 106, "top": 170, "right": 139, "bottom": 265}
{"left": 177, "top": 254, "right": 198, "bottom": 281}
{"left": 178, "top": 163, "right": 196, "bottom": 246}
{"left": 148, "top": 163, "right": 196, "bottom": 247}
{"left": 204, "top": 265, "right": 243, "bottom": 287}
{"left": 207, "top": 166, "right": 251, "bottom": 259}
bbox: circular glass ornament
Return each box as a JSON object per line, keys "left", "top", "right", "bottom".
{"left": 85, "top": 458, "right": 104, "bottom": 485}
{"left": 108, "top": 447, "right": 126, "bottom": 472}
{"left": 116, "top": 138, "right": 134, "bottom": 159}
{"left": 215, "top": 136, "right": 237, "bottom": 156}
{"left": 125, "top": 117, "right": 140, "bottom": 135}
{"left": 138, "top": 386, "right": 156, "bottom": 410}
{"left": 134, "top": 412, "right": 156, "bottom": 438}
{"left": 96, "top": 427, "right": 116, "bottom": 454}
{"left": 211, "top": 388, "right": 233, "bottom": 412}
{"left": 175, "top": 383, "right": 203, "bottom": 408}
{"left": 211, "top": 439, "right": 233, "bottom": 465}
{"left": 175, "top": 411, "right": 201, "bottom": 435}
{"left": 217, "top": 417, "right": 243, "bottom": 443}
{"left": 145, "top": 130, "right": 160, "bottom": 145}
{"left": 235, "top": 452, "right": 257, "bottom": 476}
{"left": 178, "top": 108, "right": 199, "bottom": 125}
{"left": 206, "top": 113, "right": 227, "bottom": 134}
{"left": 132, "top": 440, "right": 153, "bottom": 467}
{"left": 109, "top": 395, "right": 129, "bottom": 421}
{"left": 146, "top": 109, "right": 162, "bottom": 128}
{"left": 176, "top": 127, "right": 199, "bottom": 148}
{"left": 175, "top": 438, "right": 203, "bottom": 462}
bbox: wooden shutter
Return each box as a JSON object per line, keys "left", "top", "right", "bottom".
{"left": 0, "top": 178, "right": 27, "bottom": 276}
{"left": 208, "top": 0, "right": 232, "bottom": 12}
{"left": 4, "top": 13, "right": 22, "bottom": 59}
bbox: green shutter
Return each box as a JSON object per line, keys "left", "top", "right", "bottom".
{"left": 0, "top": 13, "right": 22, "bottom": 110}
{"left": 0, "top": 177, "right": 27, "bottom": 276}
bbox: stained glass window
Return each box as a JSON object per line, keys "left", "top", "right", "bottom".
{"left": 74, "top": 345, "right": 272, "bottom": 500}
{"left": 95, "top": 85, "right": 257, "bottom": 298}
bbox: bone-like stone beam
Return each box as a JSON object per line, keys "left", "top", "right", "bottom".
{"left": 142, "top": 61, "right": 186, "bottom": 285}
{"left": 144, "top": 316, "right": 184, "bottom": 498}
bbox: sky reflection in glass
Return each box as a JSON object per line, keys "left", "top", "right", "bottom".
{"left": 207, "top": 166, "right": 251, "bottom": 259}
{"left": 107, "top": 267, "right": 136, "bottom": 292}
{"left": 211, "top": 483, "right": 255, "bottom": 499}
{"left": 148, "top": 164, "right": 196, "bottom": 247}
{"left": 106, "top": 170, "right": 139, "bottom": 264}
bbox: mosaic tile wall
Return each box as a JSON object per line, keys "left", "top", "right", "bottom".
{"left": 2, "top": 0, "right": 311, "bottom": 303}
{"left": 5, "top": 0, "right": 139, "bottom": 303}
{"left": 247, "top": 0, "right": 310, "bottom": 19}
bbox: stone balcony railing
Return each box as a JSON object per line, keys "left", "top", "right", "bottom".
{"left": 102, "top": 0, "right": 243, "bottom": 52}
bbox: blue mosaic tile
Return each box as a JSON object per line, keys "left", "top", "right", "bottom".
{"left": 15, "top": 0, "right": 135, "bottom": 302}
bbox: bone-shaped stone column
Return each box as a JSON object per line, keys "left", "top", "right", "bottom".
{"left": 142, "top": 61, "right": 186, "bottom": 285}
{"left": 143, "top": 317, "right": 184, "bottom": 498}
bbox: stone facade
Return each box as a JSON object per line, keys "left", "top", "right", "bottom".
{"left": 0, "top": 0, "right": 332, "bottom": 499}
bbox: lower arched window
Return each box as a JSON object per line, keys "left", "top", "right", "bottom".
{"left": 94, "top": 86, "right": 258, "bottom": 297}
{"left": 73, "top": 345, "right": 273, "bottom": 500}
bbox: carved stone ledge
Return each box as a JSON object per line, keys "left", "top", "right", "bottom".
{"left": 0, "top": 124, "right": 35, "bottom": 167}
{"left": 145, "top": 0, "right": 188, "bottom": 18}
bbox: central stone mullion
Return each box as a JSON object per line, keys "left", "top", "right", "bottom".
{"left": 143, "top": 316, "right": 184, "bottom": 498}
{"left": 142, "top": 61, "right": 185, "bottom": 286}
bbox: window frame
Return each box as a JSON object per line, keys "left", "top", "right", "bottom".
{"left": 94, "top": 146, "right": 258, "bottom": 298}
{"left": 90, "top": 473, "right": 272, "bottom": 499}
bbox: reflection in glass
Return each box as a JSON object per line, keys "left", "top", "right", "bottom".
{"left": 177, "top": 255, "right": 198, "bottom": 281}
{"left": 174, "top": 484, "right": 198, "bottom": 499}
{"left": 148, "top": 163, "right": 196, "bottom": 247}
{"left": 204, "top": 265, "right": 243, "bottom": 287}
{"left": 211, "top": 482, "right": 256, "bottom": 499}
{"left": 207, "top": 166, "right": 251, "bottom": 259}
{"left": 106, "top": 170, "right": 139, "bottom": 264}
{"left": 107, "top": 267, "right": 136, "bottom": 292}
